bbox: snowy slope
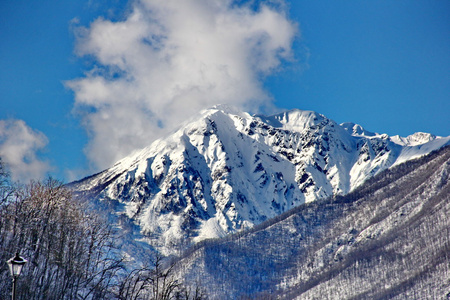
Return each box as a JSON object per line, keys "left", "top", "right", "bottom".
{"left": 70, "top": 106, "right": 450, "bottom": 254}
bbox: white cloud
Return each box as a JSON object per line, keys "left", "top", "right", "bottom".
{"left": 0, "top": 119, "right": 52, "bottom": 182}
{"left": 68, "top": 0, "right": 297, "bottom": 170}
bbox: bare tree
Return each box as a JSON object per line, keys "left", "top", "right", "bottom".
{"left": 0, "top": 158, "right": 14, "bottom": 205}
{"left": 0, "top": 177, "right": 123, "bottom": 299}
{"left": 117, "top": 254, "right": 207, "bottom": 300}
{"left": 0, "top": 160, "right": 206, "bottom": 299}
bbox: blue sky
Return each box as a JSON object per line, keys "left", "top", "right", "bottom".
{"left": 0, "top": 0, "right": 449, "bottom": 182}
{"left": 272, "top": 1, "right": 450, "bottom": 134}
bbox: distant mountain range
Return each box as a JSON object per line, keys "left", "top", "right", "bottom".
{"left": 70, "top": 106, "right": 450, "bottom": 255}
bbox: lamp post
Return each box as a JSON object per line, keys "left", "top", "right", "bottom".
{"left": 7, "top": 253, "right": 27, "bottom": 300}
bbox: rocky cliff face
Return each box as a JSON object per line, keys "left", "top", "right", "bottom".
{"left": 69, "top": 106, "right": 450, "bottom": 254}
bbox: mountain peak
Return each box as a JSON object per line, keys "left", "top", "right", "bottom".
{"left": 200, "top": 104, "right": 248, "bottom": 118}
{"left": 255, "top": 109, "right": 328, "bottom": 132}
{"left": 391, "top": 132, "right": 438, "bottom": 146}
{"left": 340, "top": 122, "right": 376, "bottom": 137}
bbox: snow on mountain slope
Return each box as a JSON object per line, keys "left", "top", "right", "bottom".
{"left": 70, "top": 106, "right": 450, "bottom": 254}
{"left": 390, "top": 132, "right": 437, "bottom": 146}
{"left": 340, "top": 122, "right": 377, "bottom": 137}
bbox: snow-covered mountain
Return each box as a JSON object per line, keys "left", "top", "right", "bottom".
{"left": 70, "top": 106, "right": 450, "bottom": 254}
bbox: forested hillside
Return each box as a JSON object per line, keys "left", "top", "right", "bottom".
{"left": 173, "top": 145, "right": 450, "bottom": 299}
{"left": 0, "top": 160, "right": 205, "bottom": 299}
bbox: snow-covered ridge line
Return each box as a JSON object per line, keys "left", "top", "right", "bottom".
{"left": 70, "top": 106, "right": 450, "bottom": 255}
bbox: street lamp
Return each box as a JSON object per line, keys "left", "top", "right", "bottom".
{"left": 7, "top": 253, "right": 27, "bottom": 300}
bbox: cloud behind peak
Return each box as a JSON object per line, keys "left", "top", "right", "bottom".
{"left": 68, "top": 0, "right": 297, "bottom": 170}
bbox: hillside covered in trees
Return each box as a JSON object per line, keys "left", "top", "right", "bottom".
{"left": 172, "top": 145, "right": 450, "bottom": 299}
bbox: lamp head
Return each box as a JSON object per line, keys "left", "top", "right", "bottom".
{"left": 7, "top": 253, "right": 27, "bottom": 277}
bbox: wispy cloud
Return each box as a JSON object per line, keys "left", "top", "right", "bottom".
{"left": 67, "top": 0, "right": 297, "bottom": 170}
{"left": 0, "top": 119, "right": 52, "bottom": 182}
